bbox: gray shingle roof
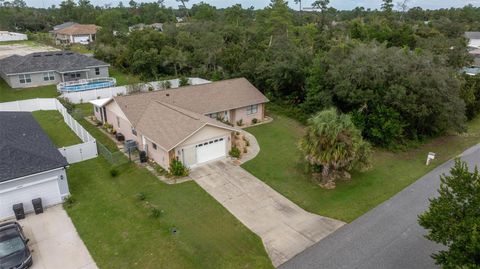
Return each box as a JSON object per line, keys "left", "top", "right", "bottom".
{"left": 0, "top": 112, "right": 68, "bottom": 182}
{"left": 0, "top": 51, "right": 109, "bottom": 75}
{"left": 53, "top": 22, "right": 78, "bottom": 31}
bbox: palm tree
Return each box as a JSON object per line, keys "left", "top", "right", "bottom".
{"left": 299, "top": 108, "right": 371, "bottom": 188}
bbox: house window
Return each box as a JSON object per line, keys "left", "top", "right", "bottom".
{"left": 43, "top": 72, "right": 55, "bottom": 81}
{"left": 246, "top": 104, "right": 258, "bottom": 115}
{"left": 116, "top": 116, "right": 120, "bottom": 128}
{"left": 95, "top": 107, "right": 99, "bottom": 113}
{"left": 152, "top": 143, "right": 157, "bottom": 150}
{"left": 132, "top": 128, "right": 137, "bottom": 136}
{"left": 19, "top": 74, "right": 31, "bottom": 84}
{"left": 95, "top": 67, "right": 100, "bottom": 75}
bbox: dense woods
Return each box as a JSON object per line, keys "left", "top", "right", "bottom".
{"left": 2, "top": 0, "right": 480, "bottom": 147}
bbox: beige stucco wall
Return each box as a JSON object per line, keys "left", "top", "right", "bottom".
{"left": 144, "top": 136, "right": 170, "bottom": 169}
{"left": 231, "top": 103, "right": 265, "bottom": 126}
{"left": 178, "top": 125, "right": 232, "bottom": 149}
{"left": 104, "top": 101, "right": 140, "bottom": 144}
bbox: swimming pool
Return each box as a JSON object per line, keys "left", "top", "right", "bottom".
{"left": 57, "top": 77, "right": 116, "bottom": 92}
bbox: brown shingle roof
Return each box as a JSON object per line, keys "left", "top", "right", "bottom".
{"left": 114, "top": 77, "right": 269, "bottom": 115}
{"left": 54, "top": 24, "right": 99, "bottom": 35}
{"left": 122, "top": 100, "right": 235, "bottom": 150}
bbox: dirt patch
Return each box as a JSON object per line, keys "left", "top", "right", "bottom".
{"left": 0, "top": 43, "right": 59, "bottom": 59}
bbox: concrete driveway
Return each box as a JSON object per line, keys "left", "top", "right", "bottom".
{"left": 280, "top": 144, "right": 480, "bottom": 269}
{"left": 190, "top": 161, "right": 345, "bottom": 267}
{"left": 18, "top": 205, "right": 97, "bottom": 269}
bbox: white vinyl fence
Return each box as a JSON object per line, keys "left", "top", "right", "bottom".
{"left": 60, "top": 77, "right": 211, "bottom": 104}
{"left": 0, "top": 98, "right": 98, "bottom": 164}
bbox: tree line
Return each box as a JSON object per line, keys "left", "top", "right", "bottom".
{"left": 2, "top": 0, "right": 480, "bottom": 148}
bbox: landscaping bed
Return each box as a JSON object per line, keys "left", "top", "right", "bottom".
{"left": 242, "top": 109, "right": 480, "bottom": 222}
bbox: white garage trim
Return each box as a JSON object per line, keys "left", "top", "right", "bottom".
{"left": 181, "top": 136, "right": 227, "bottom": 167}
{"left": 0, "top": 176, "right": 58, "bottom": 194}
{"left": 0, "top": 167, "right": 65, "bottom": 186}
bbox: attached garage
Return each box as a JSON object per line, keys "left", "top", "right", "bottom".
{"left": 181, "top": 136, "right": 227, "bottom": 167}
{"left": 0, "top": 112, "right": 70, "bottom": 220}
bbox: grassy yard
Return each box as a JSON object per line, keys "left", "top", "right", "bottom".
{"left": 242, "top": 110, "right": 480, "bottom": 222}
{"left": 32, "top": 110, "right": 82, "bottom": 147}
{"left": 65, "top": 157, "right": 273, "bottom": 269}
{"left": 0, "top": 79, "right": 58, "bottom": 102}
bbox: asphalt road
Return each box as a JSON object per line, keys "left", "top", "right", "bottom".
{"left": 280, "top": 144, "right": 480, "bottom": 269}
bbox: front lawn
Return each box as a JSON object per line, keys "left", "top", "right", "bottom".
{"left": 32, "top": 110, "right": 82, "bottom": 147}
{"left": 66, "top": 158, "right": 273, "bottom": 269}
{"left": 242, "top": 110, "right": 480, "bottom": 222}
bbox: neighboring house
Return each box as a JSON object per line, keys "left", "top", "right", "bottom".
{"left": 0, "top": 31, "right": 27, "bottom": 42}
{"left": 128, "top": 23, "right": 164, "bottom": 32}
{"left": 465, "top": 31, "right": 480, "bottom": 49}
{"left": 52, "top": 24, "right": 99, "bottom": 45}
{"left": 0, "top": 112, "right": 69, "bottom": 220}
{"left": 0, "top": 51, "right": 110, "bottom": 88}
{"left": 90, "top": 78, "right": 269, "bottom": 169}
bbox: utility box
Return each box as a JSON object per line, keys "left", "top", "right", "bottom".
{"left": 140, "top": 151, "right": 147, "bottom": 163}
{"left": 32, "top": 198, "right": 43, "bottom": 214}
{"left": 12, "top": 203, "right": 25, "bottom": 220}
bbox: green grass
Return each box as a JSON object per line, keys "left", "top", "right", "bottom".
{"left": 110, "top": 67, "right": 140, "bottom": 86}
{"left": 32, "top": 110, "right": 82, "bottom": 147}
{"left": 242, "top": 111, "right": 480, "bottom": 222}
{"left": 0, "top": 79, "right": 58, "bottom": 102}
{"left": 66, "top": 158, "right": 273, "bottom": 269}
{"left": 74, "top": 103, "right": 119, "bottom": 152}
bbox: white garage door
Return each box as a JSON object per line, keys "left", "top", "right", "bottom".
{"left": 73, "top": 35, "right": 90, "bottom": 44}
{"left": 0, "top": 177, "right": 62, "bottom": 220}
{"left": 196, "top": 137, "right": 227, "bottom": 165}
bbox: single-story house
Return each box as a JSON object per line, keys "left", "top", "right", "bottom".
{"left": 90, "top": 78, "right": 269, "bottom": 169}
{"left": 465, "top": 31, "right": 480, "bottom": 49}
{"left": 0, "top": 31, "right": 28, "bottom": 42}
{"left": 0, "top": 51, "right": 110, "bottom": 88}
{"left": 128, "top": 23, "right": 164, "bottom": 32}
{"left": 52, "top": 24, "right": 99, "bottom": 45}
{"left": 0, "top": 112, "right": 70, "bottom": 220}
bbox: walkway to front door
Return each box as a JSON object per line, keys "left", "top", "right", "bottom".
{"left": 190, "top": 160, "right": 345, "bottom": 267}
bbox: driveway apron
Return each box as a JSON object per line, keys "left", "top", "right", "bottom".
{"left": 190, "top": 160, "right": 344, "bottom": 267}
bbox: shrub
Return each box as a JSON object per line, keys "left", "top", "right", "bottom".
{"left": 236, "top": 119, "right": 243, "bottom": 126}
{"left": 64, "top": 195, "right": 76, "bottom": 208}
{"left": 110, "top": 168, "right": 119, "bottom": 177}
{"left": 245, "top": 139, "right": 250, "bottom": 147}
{"left": 150, "top": 207, "right": 162, "bottom": 218}
{"left": 229, "top": 146, "right": 241, "bottom": 158}
{"left": 251, "top": 118, "right": 258, "bottom": 124}
{"left": 164, "top": 80, "right": 172, "bottom": 89}
{"left": 58, "top": 97, "right": 76, "bottom": 113}
{"left": 169, "top": 159, "right": 189, "bottom": 177}
{"left": 136, "top": 192, "right": 146, "bottom": 201}
{"left": 243, "top": 147, "right": 248, "bottom": 153}
{"left": 179, "top": 77, "right": 189, "bottom": 87}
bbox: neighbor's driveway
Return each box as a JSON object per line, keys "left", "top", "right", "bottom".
{"left": 279, "top": 144, "right": 480, "bottom": 269}
{"left": 19, "top": 205, "right": 98, "bottom": 269}
{"left": 190, "top": 161, "right": 344, "bottom": 267}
